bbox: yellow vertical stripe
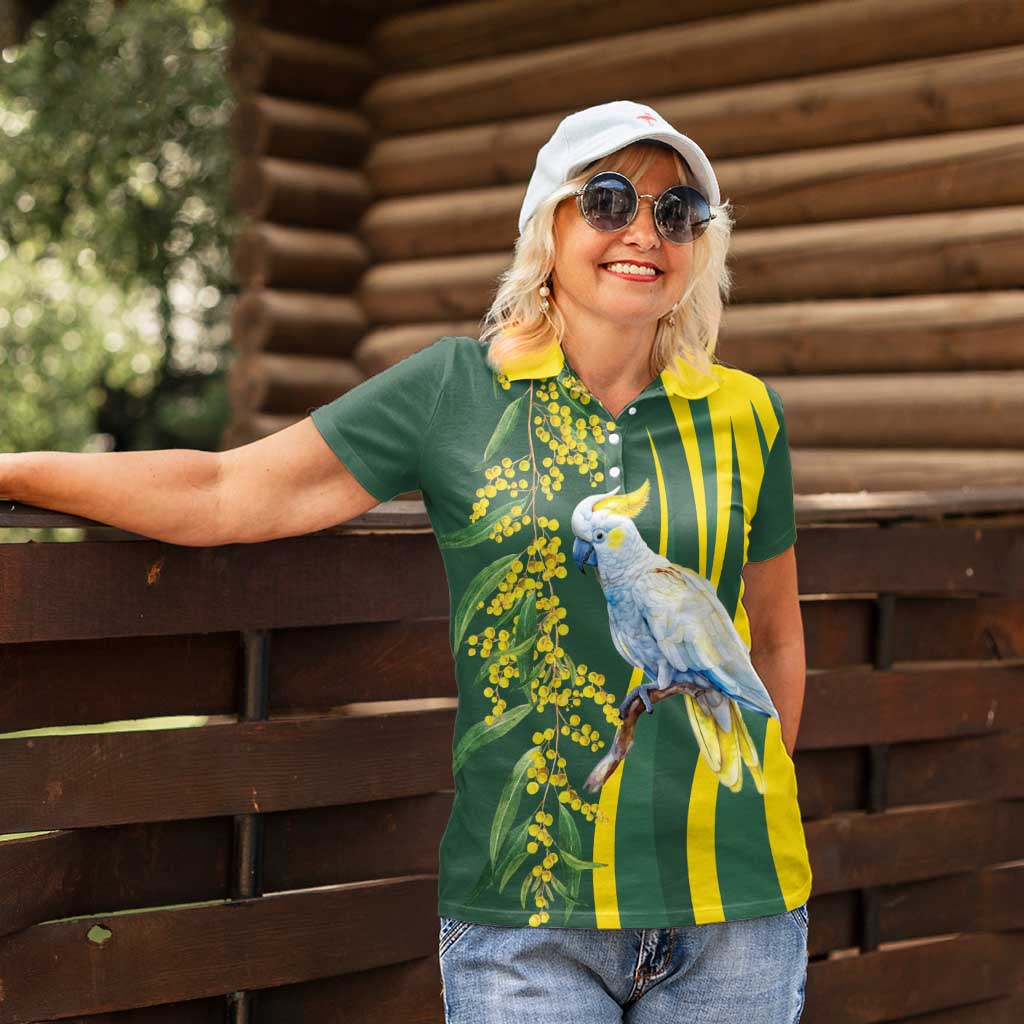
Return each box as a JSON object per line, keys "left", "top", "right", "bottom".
{"left": 687, "top": 756, "right": 723, "bottom": 922}
{"left": 647, "top": 428, "right": 669, "bottom": 557}
{"left": 717, "top": 371, "right": 779, "bottom": 649}
{"left": 705, "top": 388, "right": 734, "bottom": 590}
{"left": 591, "top": 755, "right": 626, "bottom": 927}
{"left": 762, "top": 716, "right": 814, "bottom": 909}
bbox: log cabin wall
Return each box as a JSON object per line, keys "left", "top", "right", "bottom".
{"left": 222, "top": 0, "right": 1024, "bottom": 494}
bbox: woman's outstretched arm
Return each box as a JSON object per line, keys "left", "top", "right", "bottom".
{"left": 0, "top": 417, "right": 380, "bottom": 547}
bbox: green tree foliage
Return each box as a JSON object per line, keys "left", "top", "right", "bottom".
{"left": 0, "top": 0, "right": 239, "bottom": 466}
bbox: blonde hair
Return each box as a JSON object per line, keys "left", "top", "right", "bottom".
{"left": 479, "top": 141, "right": 735, "bottom": 380}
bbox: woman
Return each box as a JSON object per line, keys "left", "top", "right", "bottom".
{"left": 0, "top": 100, "right": 810, "bottom": 1022}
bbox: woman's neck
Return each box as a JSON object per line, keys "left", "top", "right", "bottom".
{"left": 559, "top": 322, "right": 658, "bottom": 399}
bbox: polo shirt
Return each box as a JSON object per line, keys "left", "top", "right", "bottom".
{"left": 310, "top": 333, "right": 812, "bottom": 930}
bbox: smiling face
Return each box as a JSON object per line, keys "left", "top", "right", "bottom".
{"left": 551, "top": 145, "right": 695, "bottom": 334}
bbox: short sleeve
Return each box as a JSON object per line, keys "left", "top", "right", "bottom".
{"left": 309, "top": 336, "right": 453, "bottom": 502}
{"left": 746, "top": 388, "right": 797, "bottom": 562}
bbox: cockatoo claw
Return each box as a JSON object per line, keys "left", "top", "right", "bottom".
{"left": 620, "top": 683, "right": 656, "bottom": 717}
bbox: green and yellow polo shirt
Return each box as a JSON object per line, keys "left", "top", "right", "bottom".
{"left": 310, "top": 333, "right": 812, "bottom": 930}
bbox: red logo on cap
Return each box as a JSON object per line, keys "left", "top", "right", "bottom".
{"left": 637, "top": 112, "right": 658, "bottom": 126}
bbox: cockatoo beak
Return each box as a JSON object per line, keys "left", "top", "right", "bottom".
{"left": 573, "top": 537, "right": 597, "bottom": 574}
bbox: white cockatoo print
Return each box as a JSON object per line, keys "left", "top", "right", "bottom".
{"left": 571, "top": 478, "right": 777, "bottom": 795}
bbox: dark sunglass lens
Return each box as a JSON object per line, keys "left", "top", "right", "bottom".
{"left": 580, "top": 174, "right": 635, "bottom": 231}
{"left": 657, "top": 187, "right": 711, "bottom": 242}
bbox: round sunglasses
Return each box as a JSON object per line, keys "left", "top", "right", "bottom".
{"left": 573, "top": 170, "right": 715, "bottom": 244}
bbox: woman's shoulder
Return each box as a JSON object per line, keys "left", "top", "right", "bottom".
{"left": 438, "top": 334, "right": 496, "bottom": 373}
{"left": 714, "top": 362, "right": 784, "bottom": 409}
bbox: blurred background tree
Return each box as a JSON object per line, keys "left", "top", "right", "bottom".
{"left": 0, "top": 0, "right": 238, "bottom": 468}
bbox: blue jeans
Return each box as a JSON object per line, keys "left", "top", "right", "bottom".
{"left": 439, "top": 903, "right": 808, "bottom": 1023}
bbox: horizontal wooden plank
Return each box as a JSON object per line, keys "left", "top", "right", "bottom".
{"left": 367, "top": 46, "right": 1024, "bottom": 197}
{"left": 804, "top": 929, "right": 1024, "bottom": 1024}
{"left": 230, "top": 287, "right": 368, "bottom": 358}
{"left": 228, "top": 25, "right": 373, "bottom": 107}
{"left": 229, "top": 93, "right": 372, "bottom": 165}
{"left": 231, "top": 222, "right": 370, "bottom": 294}
{"left": 794, "top": 731, "right": 1024, "bottom": 819}
{"left": 363, "top": 0, "right": 1024, "bottom": 133}
{"left": 805, "top": 800, "right": 1024, "bottom": 895}
{"left": 887, "top": 993, "right": 1024, "bottom": 1024}
{"left": 0, "top": 793, "right": 451, "bottom": 941}
{"left": 0, "top": 876, "right": 439, "bottom": 1023}
{"left": 231, "top": 157, "right": 372, "bottom": 230}
{"left": 253, "top": 954, "right": 442, "bottom": 1024}
{"left": 227, "top": 0, "right": 381, "bottom": 46}
{"left": 0, "top": 830, "right": 81, "bottom": 939}
{"left": 799, "top": 663, "right": 1024, "bottom": 749}
{"left": 371, "top": 0, "right": 789, "bottom": 70}
{"left": 228, "top": 350, "right": 364, "bottom": 414}
{"left": 774, "top": 371, "right": 1024, "bottom": 449}
{"left": 7, "top": 488, "right": 1023, "bottom": 533}
{"left": 0, "top": 632, "right": 238, "bottom": 733}
{"left": 0, "top": 533, "right": 449, "bottom": 643}
{"left": 723, "top": 291, "right": 1024, "bottom": 376}
{"left": 801, "top": 863, "right": 1024, "bottom": 957}
{"left": 888, "top": 731, "right": 1024, "bottom": 807}
{"left": 44, "top": 997, "right": 226, "bottom": 1023}
{"left": 270, "top": 618, "right": 454, "bottom": 709}
{"left": 794, "top": 522, "right": 1024, "bottom": 597}
{"left": 793, "top": 448, "right": 1024, "bottom": 493}
{"left": 1, "top": 527, "right": 1021, "bottom": 664}
{"left": 0, "top": 710, "right": 455, "bottom": 832}
{"left": 255, "top": 955, "right": 443, "bottom": 1024}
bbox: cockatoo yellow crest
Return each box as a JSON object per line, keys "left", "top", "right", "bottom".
{"left": 593, "top": 478, "right": 650, "bottom": 519}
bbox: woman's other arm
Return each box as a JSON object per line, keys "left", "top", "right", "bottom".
{"left": 0, "top": 418, "right": 379, "bottom": 547}
{"left": 741, "top": 545, "right": 806, "bottom": 757}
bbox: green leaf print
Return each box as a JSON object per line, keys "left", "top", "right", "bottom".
{"left": 451, "top": 551, "right": 520, "bottom": 651}
{"left": 548, "top": 873, "right": 587, "bottom": 921}
{"left": 452, "top": 702, "right": 534, "bottom": 778}
{"left": 520, "top": 870, "right": 535, "bottom": 910}
{"left": 555, "top": 847, "right": 608, "bottom": 872}
{"left": 476, "top": 390, "right": 528, "bottom": 470}
{"left": 467, "top": 858, "right": 494, "bottom": 907}
{"left": 490, "top": 745, "right": 540, "bottom": 869}
{"left": 557, "top": 802, "right": 583, "bottom": 896}
{"left": 513, "top": 591, "right": 537, "bottom": 679}
{"left": 496, "top": 818, "right": 533, "bottom": 893}
{"left": 437, "top": 498, "right": 522, "bottom": 550}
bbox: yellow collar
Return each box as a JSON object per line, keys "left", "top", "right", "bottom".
{"left": 498, "top": 337, "right": 725, "bottom": 400}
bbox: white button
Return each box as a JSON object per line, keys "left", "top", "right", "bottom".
{"left": 609, "top": 466, "right": 621, "bottom": 478}
{"left": 628, "top": 407, "right": 637, "bottom": 415}
{"left": 608, "top": 433, "right": 620, "bottom": 444}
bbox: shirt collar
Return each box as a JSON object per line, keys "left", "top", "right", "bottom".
{"left": 498, "top": 336, "right": 724, "bottom": 400}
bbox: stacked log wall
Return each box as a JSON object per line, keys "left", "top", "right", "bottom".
{"left": 224, "top": 0, "right": 1024, "bottom": 492}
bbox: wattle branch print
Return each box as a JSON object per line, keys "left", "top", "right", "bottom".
{"left": 437, "top": 370, "right": 622, "bottom": 927}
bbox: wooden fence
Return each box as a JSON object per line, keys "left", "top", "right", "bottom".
{"left": 1, "top": 489, "right": 1023, "bottom": 1022}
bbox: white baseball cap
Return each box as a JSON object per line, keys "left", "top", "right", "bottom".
{"left": 518, "top": 100, "right": 721, "bottom": 235}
